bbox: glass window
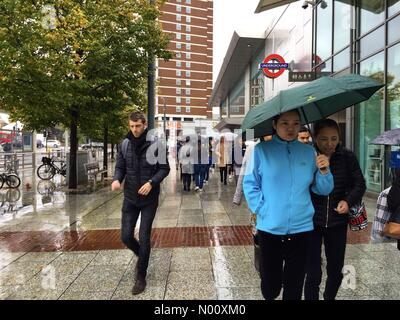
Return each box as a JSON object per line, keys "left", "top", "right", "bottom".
{"left": 186, "top": 25, "right": 191, "bottom": 32}
{"left": 176, "top": 97, "right": 181, "bottom": 103}
{"left": 176, "top": 24, "right": 181, "bottom": 30}
{"left": 360, "top": 0, "right": 384, "bottom": 35}
{"left": 389, "top": 0, "right": 400, "bottom": 17}
{"left": 186, "top": 52, "right": 191, "bottom": 59}
{"left": 333, "top": 48, "right": 350, "bottom": 73}
{"left": 186, "top": 34, "right": 191, "bottom": 41}
{"left": 186, "top": 98, "right": 190, "bottom": 104}
{"left": 177, "top": 14, "right": 181, "bottom": 21}
{"left": 388, "top": 15, "right": 400, "bottom": 45}
{"left": 359, "top": 26, "right": 384, "bottom": 60}
{"left": 176, "top": 42, "right": 181, "bottom": 49}
{"left": 186, "top": 106, "right": 190, "bottom": 113}
{"left": 333, "top": 0, "right": 351, "bottom": 52}
{"left": 186, "top": 43, "right": 191, "bottom": 50}
{"left": 387, "top": 43, "right": 400, "bottom": 131}
{"left": 177, "top": 5, "right": 181, "bottom": 12}
{"left": 186, "top": 0, "right": 191, "bottom": 3}
{"left": 186, "top": 16, "right": 191, "bottom": 23}
{"left": 315, "top": 58, "right": 332, "bottom": 76}
{"left": 176, "top": 52, "right": 181, "bottom": 58}
{"left": 316, "top": 0, "right": 333, "bottom": 61}
{"left": 387, "top": 42, "right": 400, "bottom": 185}
{"left": 176, "top": 61, "right": 181, "bottom": 67}
{"left": 176, "top": 88, "right": 181, "bottom": 94}
{"left": 186, "top": 7, "right": 191, "bottom": 13}
{"left": 176, "top": 33, "right": 181, "bottom": 40}
{"left": 176, "top": 70, "right": 181, "bottom": 77}
{"left": 186, "top": 88, "right": 190, "bottom": 95}
{"left": 176, "top": 79, "right": 181, "bottom": 85}
{"left": 186, "top": 70, "right": 190, "bottom": 77}
{"left": 186, "top": 62, "right": 191, "bottom": 68}
{"left": 176, "top": 106, "right": 181, "bottom": 113}
{"left": 186, "top": 79, "right": 190, "bottom": 86}
{"left": 355, "top": 52, "right": 385, "bottom": 192}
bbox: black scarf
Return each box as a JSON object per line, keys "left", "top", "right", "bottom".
{"left": 128, "top": 129, "right": 148, "bottom": 156}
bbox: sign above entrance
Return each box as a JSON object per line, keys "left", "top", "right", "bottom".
{"left": 288, "top": 71, "right": 331, "bottom": 82}
{"left": 260, "top": 54, "right": 289, "bottom": 78}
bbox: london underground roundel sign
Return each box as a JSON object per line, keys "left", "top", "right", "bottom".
{"left": 260, "top": 54, "right": 289, "bottom": 78}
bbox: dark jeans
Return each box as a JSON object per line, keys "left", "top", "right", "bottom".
{"left": 219, "top": 167, "right": 227, "bottom": 184}
{"left": 258, "top": 230, "right": 311, "bottom": 300}
{"left": 121, "top": 198, "right": 158, "bottom": 278}
{"left": 182, "top": 173, "right": 192, "bottom": 191}
{"left": 304, "top": 224, "right": 348, "bottom": 300}
{"left": 194, "top": 164, "right": 207, "bottom": 189}
{"left": 205, "top": 165, "right": 210, "bottom": 181}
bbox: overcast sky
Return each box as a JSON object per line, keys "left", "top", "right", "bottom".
{"left": 213, "top": 0, "right": 271, "bottom": 84}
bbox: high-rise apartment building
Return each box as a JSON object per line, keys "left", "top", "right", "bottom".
{"left": 157, "top": 0, "right": 213, "bottom": 133}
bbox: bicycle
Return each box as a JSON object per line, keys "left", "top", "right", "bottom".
{"left": 37, "top": 156, "right": 66, "bottom": 180}
{"left": 0, "top": 172, "right": 21, "bottom": 189}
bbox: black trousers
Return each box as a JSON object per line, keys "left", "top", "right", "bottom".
{"left": 182, "top": 173, "right": 192, "bottom": 190}
{"left": 304, "top": 224, "right": 348, "bottom": 300}
{"left": 258, "top": 230, "right": 311, "bottom": 300}
{"left": 121, "top": 199, "right": 158, "bottom": 278}
{"left": 219, "top": 167, "right": 227, "bottom": 184}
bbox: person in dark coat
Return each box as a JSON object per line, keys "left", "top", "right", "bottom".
{"left": 387, "top": 168, "right": 400, "bottom": 250}
{"left": 112, "top": 111, "right": 170, "bottom": 295}
{"left": 304, "top": 119, "right": 366, "bottom": 300}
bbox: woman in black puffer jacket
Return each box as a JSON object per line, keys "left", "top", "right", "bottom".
{"left": 304, "top": 119, "right": 366, "bottom": 300}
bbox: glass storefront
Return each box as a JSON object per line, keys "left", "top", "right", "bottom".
{"left": 355, "top": 52, "right": 385, "bottom": 192}
{"left": 386, "top": 42, "right": 400, "bottom": 185}
{"left": 360, "top": 0, "right": 385, "bottom": 35}
{"left": 314, "top": 0, "right": 400, "bottom": 193}
{"left": 334, "top": 0, "right": 351, "bottom": 52}
{"left": 388, "top": 0, "right": 400, "bottom": 17}
{"left": 316, "top": 0, "right": 333, "bottom": 61}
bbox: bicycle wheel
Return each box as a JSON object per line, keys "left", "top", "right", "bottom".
{"left": 5, "top": 174, "right": 21, "bottom": 188}
{"left": 0, "top": 175, "right": 4, "bottom": 189}
{"left": 37, "top": 164, "right": 55, "bottom": 180}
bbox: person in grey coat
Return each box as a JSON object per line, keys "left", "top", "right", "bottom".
{"left": 179, "top": 136, "right": 195, "bottom": 191}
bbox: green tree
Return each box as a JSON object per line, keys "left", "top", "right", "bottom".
{"left": 0, "top": 0, "right": 172, "bottom": 188}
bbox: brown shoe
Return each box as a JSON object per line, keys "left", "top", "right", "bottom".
{"left": 132, "top": 275, "right": 146, "bottom": 295}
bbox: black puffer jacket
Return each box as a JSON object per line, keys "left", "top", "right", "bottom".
{"left": 113, "top": 131, "right": 170, "bottom": 206}
{"left": 311, "top": 145, "right": 366, "bottom": 228}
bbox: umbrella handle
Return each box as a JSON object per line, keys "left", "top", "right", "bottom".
{"left": 315, "top": 150, "right": 328, "bottom": 171}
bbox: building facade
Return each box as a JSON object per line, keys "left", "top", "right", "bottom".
{"left": 157, "top": 0, "right": 213, "bottom": 136}
{"left": 211, "top": 0, "right": 400, "bottom": 194}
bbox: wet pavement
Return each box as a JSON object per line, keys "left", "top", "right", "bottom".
{"left": 0, "top": 159, "right": 399, "bottom": 300}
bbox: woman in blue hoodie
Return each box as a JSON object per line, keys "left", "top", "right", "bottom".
{"left": 243, "top": 110, "right": 334, "bottom": 300}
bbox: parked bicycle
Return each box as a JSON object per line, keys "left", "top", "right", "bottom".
{"left": 37, "top": 156, "right": 66, "bottom": 180}
{"left": 0, "top": 172, "right": 21, "bottom": 189}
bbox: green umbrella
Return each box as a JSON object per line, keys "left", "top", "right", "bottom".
{"left": 241, "top": 74, "right": 384, "bottom": 138}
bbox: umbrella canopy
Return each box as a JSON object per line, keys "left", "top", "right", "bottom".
{"left": 241, "top": 74, "right": 384, "bottom": 138}
{"left": 370, "top": 128, "right": 400, "bottom": 146}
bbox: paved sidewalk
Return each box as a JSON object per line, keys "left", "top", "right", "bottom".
{"left": 1, "top": 161, "right": 400, "bottom": 300}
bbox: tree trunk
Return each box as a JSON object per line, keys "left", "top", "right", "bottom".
{"left": 111, "top": 143, "right": 115, "bottom": 160}
{"left": 68, "top": 109, "right": 78, "bottom": 189}
{"left": 103, "top": 122, "right": 108, "bottom": 177}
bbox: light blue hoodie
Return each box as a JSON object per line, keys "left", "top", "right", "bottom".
{"left": 243, "top": 135, "right": 334, "bottom": 235}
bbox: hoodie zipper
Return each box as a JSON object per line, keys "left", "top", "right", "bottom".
{"left": 325, "top": 195, "right": 330, "bottom": 228}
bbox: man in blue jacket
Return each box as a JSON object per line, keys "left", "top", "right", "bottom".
{"left": 243, "top": 110, "right": 333, "bottom": 300}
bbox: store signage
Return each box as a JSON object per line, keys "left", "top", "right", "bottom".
{"left": 260, "top": 54, "right": 288, "bottom": 78}
{"left": 289, "top": 71, "right": 331, "bottom": 82}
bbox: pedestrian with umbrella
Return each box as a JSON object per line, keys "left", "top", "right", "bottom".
{"left": 243, "top": 109, "right": 333, "bottom": 300}
{"left": 304, "top": 119, "right": 366, "bottom": 300}
{"left": 241, "top": 74, "right": 383, "bottom": 300}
